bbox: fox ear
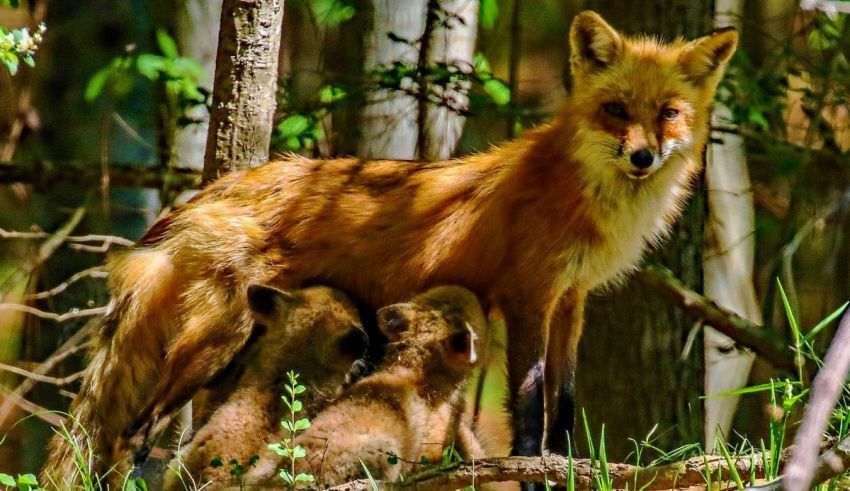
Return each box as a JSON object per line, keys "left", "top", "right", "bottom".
{"left": 570, "top": 11, "right": 622, "bottom": 76}
{"left": 679, "top": 27, "right": 738, "bottom": 85}
{"left": 444, "top": 322, "right": 480, "bottom": 367}
{"left": 247, "top": 284, "right": 297, "bottom": 318}
{"left": 377, "top": 303, "right": 414, "bottom": 341}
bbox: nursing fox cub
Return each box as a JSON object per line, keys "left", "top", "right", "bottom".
{"left": 44, "top": 10, "right": 737, "bottom": 484}
{"left": 161, "top": 284, "right": 367, "bottom": 490}
{"left": 247, "top": 286, "right": 489, "bottom": 486}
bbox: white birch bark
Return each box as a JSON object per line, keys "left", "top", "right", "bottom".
{"left": 173, "top": 0, "right": 222, "bottom": 170}
{"left": 422, "top": 0, "right": 479, "bottom": 160}
{"left": 359, "top": 0, "right": 427, "bottom": 159}
{"left": 703, "top": 0, "right": 761, "bottom": 451}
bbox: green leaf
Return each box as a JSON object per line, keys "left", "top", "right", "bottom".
{"left": 84, "top": 67, "right": 113, "bottom": 101}
{"left": 21, "top": 54, "right": 34, "bottom": 67}
{"left": 291, "top": 399, "right": 303, "bottom": 412}
{"left": 804, "top": 301, "right": 849, "bottom": 342}
{"left": 311, "top": 0, "right": 356, "bottom": 26}
{"left": 483, "top": 79, "right": 510, "bottom": 105}
{"left": 294, "top": 473, "right": 315, "bottom": 482}
{"left": 777, "top": 280, "right": 800, "bottom": 344}
{"left": 3, "top": 56, "right": 18, "bottom": 76}
{"left": 473, "top": 52, "right": 492, "bottom": 75}
{"left": 210, "top": 456, "right": 224, "bottom": 468}
{"left": 293, "top": 384, "right": 306, "bottom": 394}
{"left": 387, "top": 454, "right": 398, "bottom": 465}
{"left": 285, "top": 136, "right": 301, "bottom": 150}
{"left": 292, "top": 445, "right": 307, "bottom": 459}
{"left": 294, "top": 418, "right": 311, "bottom": 431}
{"left": 277, "top": 114, "right": 310, "bottom": 138}
{"left": 136, "top": 54, "right": 165, "bottom": 80}
{"left": 480, "top": 0, "right": 498, "bottom": 29}
{"left": 279, "top": 469, "right": 294, "bottom": 484}
{"left": 0, "top": 474, "right": 16, "bottom": 487}
{"left": 318, "top": 84, "right": 347, "bottom": 104}
{"left": 155, "top": 29, "right": 179, "bottom": 58}
{"left": 16, "top": 476, "right": 36, "bottom": 486}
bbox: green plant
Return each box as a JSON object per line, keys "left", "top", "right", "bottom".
{"left": 0, "top": 473, "right": 45, "bottom": 491}
{"left": 209, "top": 455, "right": 259, "bottom": 490}
{"left": 269, "top": 371, "right": 314, "bottom": 489}
{"left": 0, "top": 22, "right": 45, "bottom": 75}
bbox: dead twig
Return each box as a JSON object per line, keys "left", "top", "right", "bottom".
{"left": 638, "top": 264, "right": 797, "bottom": 371}
{"left": 0, "top": 318, "right": 95, "bottom": 427}
{"left": 239, "top": 450, "right": 794, "bottom": 491}
{"left": 26, "top": 266, "right": 108, "bottom": 300}
{"left": 0, "top": 362, "right": 82, "bottom": 386}
{"left": 0, "top": 303, "right": 108, "bottom": 322}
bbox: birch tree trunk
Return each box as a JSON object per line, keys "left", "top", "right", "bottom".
{"left": 358, "top": 0, "right": 427, "bottom": 160}
{"left": 173, "top": 0, "right": 222, "bottom": 171}
{"left": 359, "top": 0, "right": 478, "bottom": 160}
{"left": 703, "top": 0, "right": 761, "bottom": 451}
{"left": 421, "top": 0, "right": 479, "bottom": 160}
{"left": 202, "top": 0, "right": 285, "bottom": 182}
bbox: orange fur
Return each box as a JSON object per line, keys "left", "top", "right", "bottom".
{"left": 43, "top": 11, "right": 737, "bottom": 484}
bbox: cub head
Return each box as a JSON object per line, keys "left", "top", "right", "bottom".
{"left": 246, "top": 284, "right": 368, "bottom": 375}
{"left": 376, "top": 286, "right": 488, "bottom": 376}
{"left": 567, "top": 11, "right": 737, "bottom": 181}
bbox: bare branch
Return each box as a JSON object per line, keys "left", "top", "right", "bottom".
{"left": 0, "top": 362, "right": 82, "bottom": 386}
{"left": 0, "top": 318, "right": 95, "bottom": 428}
{"left": 236, "top": 451, "right": 791, "bottom": 491}
{"left": 0, "top": 303, "right": 108, "bottom": 322}
{"left": 26, "top": 267, "right": 108, "bottom": 300}
{"left": 0, "top": 386, "right": 65, "bottom": 427}
{"left": 638, "top": 264, "right": 797, "bottom": 371}
{"left": 0, "top": 161, "right": 201, "bottom": 190}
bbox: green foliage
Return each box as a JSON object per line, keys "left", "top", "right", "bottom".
{"left": 84, "top": 29, "right": 208, "bottom": 126}
{"left": 0, "top": 473, "right": 44, "bottom": 491}
{"left": 310, "top": 0, "right": 356, "bottom": 26}
{"left": 269, "top": 371, "right": 315, "bottom": 489}
{"left": 0, "top": 23, "right": 45, "bottom": 75}
{"left": 479, "top": 0, "right": 499, "bottom": 30}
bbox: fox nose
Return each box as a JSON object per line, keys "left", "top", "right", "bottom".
{"left": 630, "top": 148, "right": 655, "bottom": 169}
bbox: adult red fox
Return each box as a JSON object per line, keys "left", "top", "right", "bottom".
{"left": 43, "top": 10, "right": 737, "bottom": 485}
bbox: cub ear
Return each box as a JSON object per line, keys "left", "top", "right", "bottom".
{"left": 570, "top": 11, "right": 622, "bottom": 76}
{"left": 445, "top": 322, "right": 480, "bottom": 367}
{"left": 679, "top": 27, "right": 738, "bottom": 85}
{"left": 376, "top": 303, "right": 414, "bottom": 341}
{"left": 246, "top": 284, "right": 296, "bottom": 318}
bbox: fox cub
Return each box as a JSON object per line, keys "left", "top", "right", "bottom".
{"left": 244, "top": 286, "right": 489, "bottom": 486}
{"left": 45, "top": 11, "right": 739, "bottom": 483}
{"left": 162, "top": 284, "right": 367, "bottom": 490}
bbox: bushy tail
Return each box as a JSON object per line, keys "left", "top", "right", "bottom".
{"left": 41, "top": 247, "right": 180, "bottom": 488}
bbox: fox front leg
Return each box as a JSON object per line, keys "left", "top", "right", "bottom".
{"left": 501, "top": 298, "right": 550, "bottom": 455}
{"left": 544, "top": 288, "right": 587, "bottom": 456}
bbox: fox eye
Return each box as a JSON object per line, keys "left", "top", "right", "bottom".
{"left": 603, "top": 102, "right": 627, "bottom": 118}
{"left": 661, "top": 108, "right": 679, "bottom": 120}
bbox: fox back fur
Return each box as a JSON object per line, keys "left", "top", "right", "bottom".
{"left": 43, "top": 10, "right": 738, "bottom": 484}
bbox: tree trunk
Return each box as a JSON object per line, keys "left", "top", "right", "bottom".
{"left": 202, "top": 0, "right": 285, "bottom": 182}
{"left": 172, "top": 0, "right": 222, "bottom": 171}
{"left": 421, "top": 0, "right": 479, "bottom": 160}
{"left": 575, "top": 0, "right": 712, "bottom": 460}
{"left": 358, "top": 0, "right": 427, "bottom": 160}
{"left": 702, "top": 0, "right": 761, "bottom": 451}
